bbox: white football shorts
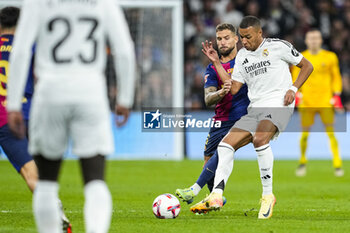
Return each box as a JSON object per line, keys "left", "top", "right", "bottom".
{"left": 28, "top": 99, "right": 114, "bottom": 160}
{"left": 233, "top": 98, "right": 294, "bottom": 139}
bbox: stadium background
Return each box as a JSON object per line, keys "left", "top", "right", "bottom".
{"left": 0, "top": 0, "right": 349, "bottom": 161}
{"left": 0, "top": 1, "right": 350, "bottom": 233}
{"left": 109, "top": 0, "right": 350, "bottom": 161}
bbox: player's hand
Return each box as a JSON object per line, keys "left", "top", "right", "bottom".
{"left": 201, "top": 40, "right": 220, "bottom": 64}
{"left": 284, "top": 90, "right": 295, "bottom": 106}
{"left": 331, "top": 94, "right": 344, "bottom": 113}
{"left": 295, "top": 92, "right": 302, "bottom": 107}
{"left": 115, "top": 105, "right": 130, "bottom": 127}
{"left": 220, "top": 80, "right": 232, "bottom": 97}
{"left": 7, "top": 111, "right": 26, "bottom": 139}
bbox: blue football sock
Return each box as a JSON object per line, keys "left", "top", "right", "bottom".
{"left": 196, "top": 151, "right": 218, "bottom": 188}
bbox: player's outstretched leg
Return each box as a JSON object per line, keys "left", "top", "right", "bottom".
{"left": 19, "top": 160, "right": 38, "bottom": 191}
{"left": 253, "top": 120, "right": 278, "bottom": 219}
{"left": 191, "top": 142, "right": 235, "bottom": 213}
{"left": 33, "top": 155, "right": 62, "bottom": 233}
{"left": 255, "top": 144, "right": 276, "bottom": 219}
{"left": 81, "top": 155, "right": 112, "bottom": 233}
{"left": 193, "top": 129, "right": 251, "bottom": 214}
{"left": 176, "top": 152, "right": 219, "bottom": 204}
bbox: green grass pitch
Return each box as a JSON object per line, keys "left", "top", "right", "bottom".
{"left": 0, "top": 160, "right": 349, "bottom": 233}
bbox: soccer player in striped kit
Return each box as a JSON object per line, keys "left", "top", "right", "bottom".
{"left": 175, "top": 23, "right": 249, "bottom": 211}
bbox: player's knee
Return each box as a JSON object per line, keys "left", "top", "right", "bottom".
{"left": 220, "top": 138, "right": 236, "bottom": 150}
{"left": 80, "top": 155, "right": 105, "bottom": 185}
{"left": 252, "top": 134, "right": 269, "bottom": 148}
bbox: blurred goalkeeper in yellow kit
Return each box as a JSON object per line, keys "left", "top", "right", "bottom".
{"left": 292, "top": 29, "right": 344, "bottom": 177}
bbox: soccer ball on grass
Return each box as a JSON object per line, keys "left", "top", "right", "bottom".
{"left": 152, "top": 194, "right": 181, "bottom": 219}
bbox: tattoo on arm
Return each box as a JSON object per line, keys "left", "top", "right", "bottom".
{"left": 204, "top": 86, "right": 224, "bottom": 107}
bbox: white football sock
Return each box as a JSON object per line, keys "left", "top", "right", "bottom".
{"left": 256, "top": 144, "right": 274, "bottom": 196}
{"left": 190, "top": 183, "right": 201, "bottom": 196}
{"left": 212, "top": 142, "right": 235, "bottom": 195}
{"left": 33, "top": 181, "right": 61, "bottom": 233}
{"left": 84, "top": 180, "right": 112, "bottom": 233}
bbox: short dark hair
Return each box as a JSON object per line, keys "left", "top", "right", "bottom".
{"left": 0, "top": 7, "right": 20, "bottom": 29}
{"left": 306, "top": 28, "right": 321, "bottom": 34}
{"left": 216, "top": 23, "right": 236, "bottom": 34}
{"left": 239, "top": 16, "right": 261, "bottom": 29}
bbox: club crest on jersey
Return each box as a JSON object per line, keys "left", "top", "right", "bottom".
{"left": 262, "top": 49, "right": 269, "bottom": 57}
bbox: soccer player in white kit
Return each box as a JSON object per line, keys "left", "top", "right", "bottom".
{"left": 6, "top": 0, "right": 135, "bottom": 232}
{"left": 198, "top": 16, "right": 313, "bottom": 219}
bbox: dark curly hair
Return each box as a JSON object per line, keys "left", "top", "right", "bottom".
{"left": 0, "top": 7, "right": 20, "bottom": 29}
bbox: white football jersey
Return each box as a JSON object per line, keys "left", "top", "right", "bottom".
{"left": 232, "top": 38, "right": 303, "bottom": 107}
{"left": 7, "top": 0, "right": 135, "bottom": 110}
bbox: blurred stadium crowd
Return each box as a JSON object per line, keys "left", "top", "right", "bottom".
{"left": 106, "top": 7, "right": 173, "bottom": 109}
{"left": 106, "top": 0, "right": 350, "bottom": 111}
{"left": 184, "top": 0, "right": 350, "bottom": 110}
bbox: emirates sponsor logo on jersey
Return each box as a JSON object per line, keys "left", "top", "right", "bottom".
{"left": 244, "top": 60, "right": 271, "bottom": 73}
{"left": 244, "top": 60, "right": 271, "bottom": 77}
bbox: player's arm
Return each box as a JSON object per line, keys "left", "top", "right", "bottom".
{"left": 278, "top": 40, "right": 313, "bottom": 105}
{"left": 291, "top": 64, "right": 302, "bottom": 92}
{"left": 7, "top": 0, "right": 40, "bottom": 138}
{"left": 105, "top": 0, "right": 136, "bottom": 126}
{"left": 204, "top": 81, "right": 231, "bottom": 107}
{"left": 284, "top": 57, "right": 313, "bottom": 105}
{"left": 330, "top": 53, "right": 342, "bottom": 94}
{"left": 330, "top": 53, "right": 343, "bottom": 109}
{"left": 201, "top": 40, "right": 242, "bottom": 95}
{"left": 290, "top": 65, "right": 302, "bottom": 106}
{"left": 293, "top": 57, "right": 313, "bottom": 90}
{"left": 229, "top": 80, "right": 243, "bottom": 95}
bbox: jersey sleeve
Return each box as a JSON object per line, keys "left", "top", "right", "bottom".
{"left": 104, "top": 0, "right": 136, "bottom": 108}
{"left": 330, "top": 52, "right": 342, "bottom": 94}
{"left": 7, "top": 0, "right": 40, "bottom": 111}
{"left": 231, "top": 55, "right": 245, "bottom": 84}
{"left": 203, "top": 65, "right": 218, "bottom": 88}
{"left": 279, "top": 40, "right": 303, "bottom": 66}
